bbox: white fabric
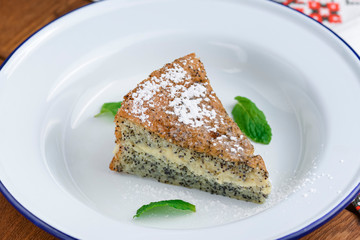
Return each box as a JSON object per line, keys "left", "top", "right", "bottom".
{"left": 334, "top": 16, "right": 360, "bottom": 54}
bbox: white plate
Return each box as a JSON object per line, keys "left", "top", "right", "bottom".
{"left": 0, "top": 0, "right": 359, "bottom": 239}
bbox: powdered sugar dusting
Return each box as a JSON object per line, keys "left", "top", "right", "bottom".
{"left": 130, "top": 80, "right": 159, "bottom": 123}
{"left": 166, "top": 83, "right": 217, "bottom": 128}
{"left": 162, "top": 63, "right": 189, "bottom": 83}
{"left": 131, "top": 62, "right": 220, "bottom": 130}
{"left": 214, "top": 134, "right": 244, "bottom": 154}
{"left": 129, "top": 64, "right": 190, "bottom": 123}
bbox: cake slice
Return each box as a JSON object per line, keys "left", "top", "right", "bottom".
{"left": 110, "top": 53, "right": 271, "bottom": 203}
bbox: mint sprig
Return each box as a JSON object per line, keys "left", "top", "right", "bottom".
{"left": 133, "top": 199, "right": 196, "bottom": 218}
{"left": 94, "top": 101, "right": 122, "bottom": 117}
{"left": 232, "top": 96, "right": 272, "bottom": 144}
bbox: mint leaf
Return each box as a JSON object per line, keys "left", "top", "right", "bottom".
{"left": 133, "top": 199, "right": 196, "bottom": 218}
{"left": 232, "top": 96, "right": 272, "bottom": 144}
{"left": 94, "top": 101, "right": 122, "bottom": 117}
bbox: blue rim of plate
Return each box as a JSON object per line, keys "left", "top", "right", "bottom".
{"left": 0, "top": 1, "right": 359, "bottom": 239}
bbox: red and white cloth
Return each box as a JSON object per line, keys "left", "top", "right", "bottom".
{"left": 353, "top": 193, "right": 360, "bottom": 214}
{"left": 275, "top": 0, "right": 360, "bottom": 53}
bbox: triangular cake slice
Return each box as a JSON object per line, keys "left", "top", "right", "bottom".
{"left": 110, "top": 53, "right": 271, "bottom": 203}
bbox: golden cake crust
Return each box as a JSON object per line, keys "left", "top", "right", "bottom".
{"left": 117, "top": 53, "right": 267, "bottom": 171}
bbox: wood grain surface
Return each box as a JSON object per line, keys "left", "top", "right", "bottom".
{"left": 0, "top": 0, "right": 359, "bottom": 239}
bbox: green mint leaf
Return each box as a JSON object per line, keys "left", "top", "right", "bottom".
{"left": 133, "top": 199, "right": 196, "bottom": 218}
{"left": 94, "top": 101, "right": 122, "bottom": 117}
{"left": 232, "top": 96, "right": 272, "bottom": 144}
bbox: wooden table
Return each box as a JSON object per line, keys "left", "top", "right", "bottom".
{"left": 0, "top": 0, "right": 359, "bottom": 239}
